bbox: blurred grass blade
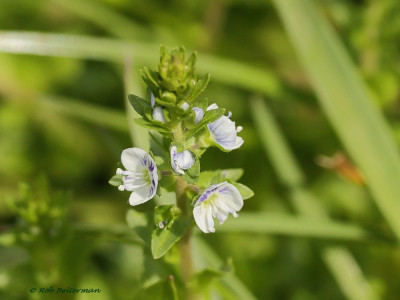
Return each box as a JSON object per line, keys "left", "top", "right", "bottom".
{"left": 272, "top": 0, "right": 400, "bottom": 241}
{"left": 41, "top": 95, "right": 128, "bottom": 132}
{"left": 51, "top": 0, "right": 150, "bottom": 40}
{"left": 193, "top": 237, "right": 258, "bottom": 300}
{"left": 251, "top": 97, "right": 380, "bottom": 300}
{"left": 324, "top": 247, "right": 381, "bottom": 300}
{"left": 0, "top": 31, "right": 281, "bottom": 97}
{"left": 123, "top": 57, "right": 150, "bottom": 150}
{"left": 216, "top": 213, "right": 372, "bottom": 243}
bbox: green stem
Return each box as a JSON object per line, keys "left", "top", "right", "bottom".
{"left": 175, "top": 177, "right": 194, "bottom": 299}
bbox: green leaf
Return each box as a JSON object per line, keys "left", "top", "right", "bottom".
{"left": 197, "top": 170, "right": 221, "bottom": 188}
{"left": 140, "top": 66, "right": 160, "bottom": 93}
{"left": 108, "top": 174, "right": 123, "bottom": 187}
{"left": 186, "top": 73, "right": 210, "bottom": 102}
{"left": 134, "top": 276, "right": 179, "bottom": 300}
{"left": 151, "top": 206, "right": 191, "bottom": 259}
{"left": 153, "top": 205, "right": 181, "bottom": 227}
{"left": 182, "top": 153, "right": 200, "bottom": 183}
{"left": 134, "top": 118, "right": 171, "bottom": 134}
{"left": 128, "top": 94, "right": 152, "bottom": 117}
{"left": 221, "top": 168, "right": 244, "bottom": 181}
{"left": 186, "top": 108, "right": 225, "bottom": 139}
{"left": 231, "top": 182, "right": 254, "bottom": 200}
{"left": 197, "top": 169, "right": 244, "bottom": 189}
{"left": 192, "top": 98, "right": 208, "bottom": 110}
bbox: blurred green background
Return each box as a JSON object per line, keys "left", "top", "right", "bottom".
{"left": 1, "top": 0, "right": 400, "bottom": 299}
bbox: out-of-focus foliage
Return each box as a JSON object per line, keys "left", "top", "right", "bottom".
{"left": 1, "top": 0, "right": 400, "bottom": 299}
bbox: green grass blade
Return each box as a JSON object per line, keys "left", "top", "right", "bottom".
{"left": 123, "top": 58, "right": 150, "bottom": 150}
{"left": 215, "top": 213, "right": 372, "bottom": 243}
{"left": 51, "top": 0, "right": 149, "bottom": 40}
{"left": 272, "top": 0, "right": 400, "bottom": 241}
{"left": 324, "top": 247, "right": 381, "bottom": 300}
{"left": 40, "top": 95, "right": 128, "bottom": 132}
{"left": 251, "top": 97, "right": 380, "bottom": 300}
{"left": 0, "top": 31, "right": 281, "bottom": 97}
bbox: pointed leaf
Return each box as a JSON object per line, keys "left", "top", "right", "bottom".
{"left": 231, "top": 182, "right": 254, "bottom": 200}
{"left": 221, "top": 168, "right": 244, "bottom": 181}
{"left": 128, "top": 94, "right": 152, "bottom": 117}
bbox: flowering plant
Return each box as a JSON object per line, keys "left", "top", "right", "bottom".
{"left": 109, "top": 46, "right": 253, "bottom": 263}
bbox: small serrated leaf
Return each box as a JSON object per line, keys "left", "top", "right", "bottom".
{"left": 134, "top": 118, "right": 171, "bottom": 134}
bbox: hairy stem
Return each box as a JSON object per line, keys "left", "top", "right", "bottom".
{"left": 175, "top": 177, "right": 194, "bottom": 298}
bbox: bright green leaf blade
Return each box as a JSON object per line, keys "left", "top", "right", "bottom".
{"left": 272, "top": 0, "right": 400, "bottom": 241}
{"left": 0, "top": 31, "right": 281, "bottom": 98}
{"left": 151, "top": 216, "right": 191, "bottom": 259}
{"left": 186, "top": 108, "right": 225, "bottom": 139}
{"left": 231, "top": 182, "right": 254, "bottom": 200}
{"left": 134, "top": 118, "right": 171, "bottom": 134}
{"left": 221, "top": 168, "right": 244, "bottom": 181}
{"left": 128, "top": 94, "right": 152, "bottom": 117}
{"left": 215, "top": 213, "right": 372, "bottom": 242}
{"left": 186, "top": 73, "right": 210, "bottom": 102}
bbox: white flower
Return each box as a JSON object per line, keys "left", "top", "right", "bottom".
{"left": 206, "top": 103, "right": 244, "bottom": 151}
{"left": 193, "top": 182, "right": 243, "bottom": 233}
{"left": 116, "top": 147, "right": 158, "bottom": 206}
{"left": 150, "top": 93, "right": 166, "bottom": 123}
{"left": 180, "top": 101, "right": 190, "bottom": 111}
{"left": 170, "top": 146, "right": 195, "bottom": 175}
{"left": 192, "top": 107, "right": 204, "bottom": 124}
{"left": 152, "top": 106, "right": 166, "bottom": 123}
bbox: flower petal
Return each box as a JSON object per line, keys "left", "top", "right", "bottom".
{"left": 170, "top": 146, "right": 195, "bottom": 174}
{"left": 121, "top": 148, "right": 148, "bottom": 171}
{"left": 192, "top": 107, "right": 204, "bottom": 124}
{"left": 128, "top": 184, "right": 155, "bottom": 206}
{"left": 193, "top": 182, "right": 243, "bottom": 233}
{"left": 153, "top": 106, "right": 166, "bottom": 123}
{"left": 206, "top": 103, "right": 219, "bottom": 111}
